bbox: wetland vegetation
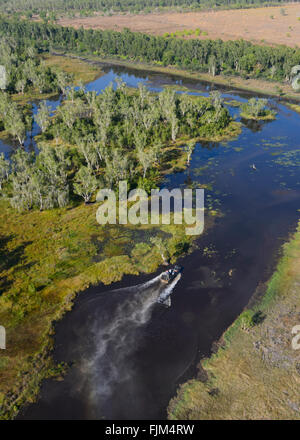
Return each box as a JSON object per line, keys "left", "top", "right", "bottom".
{"left": 1, "top": 73, "right": 234, "bottom": 210}
{"left": 0, "top": 46, "right": 237, "bottom": 418}
{"left": 0, "top": 11, "right": 299, "bottom": 421}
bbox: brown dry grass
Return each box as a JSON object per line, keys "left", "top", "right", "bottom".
{"left": 58, "top": 4, "right": 300, "bottom": 48}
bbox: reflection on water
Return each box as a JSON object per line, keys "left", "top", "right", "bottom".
{"left": 240, "top": 117, "right": 273, "bottom": 133}
{"left": 0, "top": 98, "right": 62, "bottom": 159}
{"left": 17, "top": 63, "right": 300, "bottom": 420}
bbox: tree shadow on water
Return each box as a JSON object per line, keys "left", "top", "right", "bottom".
{"left": 241, "top": 118, "right": 273, "bottom": 133}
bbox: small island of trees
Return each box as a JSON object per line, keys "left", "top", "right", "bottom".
{"left": 240, "top": 98, "right": 277, "bottom": 120}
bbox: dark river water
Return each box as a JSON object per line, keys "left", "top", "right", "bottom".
{"left": 11, "top": 63, "right": 300, "bottom": 420}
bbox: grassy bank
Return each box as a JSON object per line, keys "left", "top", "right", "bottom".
{"left": 42, "top": 54, "right": 103, "bottom": 85}
{"left": 240, "top": 112, "right": 276, "bottom": 121}
{"left": 168, "top": 221, "right": 300, "bottom": 420}
{"left": 286, "top": 103, "right": 300, "bottom": 115}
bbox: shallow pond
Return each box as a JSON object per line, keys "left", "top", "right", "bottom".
{"left": 16, "top": 64, "right": 300, "bottom": 420}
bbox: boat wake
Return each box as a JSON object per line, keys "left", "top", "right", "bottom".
{"left": 73, "top": 273, "right": 181, "bottom": 417}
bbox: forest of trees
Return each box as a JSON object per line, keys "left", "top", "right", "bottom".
{"left": 0, "top": 37, "right": 74, "bottom": 147}
{"left": 0, "top": 0, "right": 296, "bottom": 16}
{"left": 0, "top": 16, "right": 299, "bottom": 84}
{"left": 0, "top": 37, "right": 66, "bottom": 94}
{"left": 0, "top": 78, "right": 231, "bottom": 211}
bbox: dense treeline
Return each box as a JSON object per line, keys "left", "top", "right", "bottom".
{"left": 0, "top": 0, "right": 295, "bottom": 16}
{"left": 0, "top": 81, "right": 231, "bottom": 210}
{"left": 0, "top": 17, "right": 299, "bottom": 84}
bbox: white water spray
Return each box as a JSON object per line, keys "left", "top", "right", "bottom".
{"left": 76, "top": 272, "right": 181, "bottom": 416}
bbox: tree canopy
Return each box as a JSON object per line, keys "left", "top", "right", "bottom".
{"left": 0, "top": 16, "right": 299, "bottom": 85}
{"left": 0, "top": 0, "right": 293, "bottom": 16}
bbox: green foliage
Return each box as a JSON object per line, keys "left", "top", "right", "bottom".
{"left": 73, "top": 166, "right": 98, "bottom": 203}
{"left": 0, "top": 38, "right": 59, "bottom": 95}
{"left": 1, "top": 81, "right": 231, "bottom": 213}
{"left": 34, "top": 100, "right": 51, "bottom": 132}
{"left": 150, "top": 235, "right": 169, "bottom": 263}
{"left": 0, "top": 152, "right": 9, "bottom": 189}
{"left": 0, "top": 93, "right": 31, "bottom": 145}
{"left": 0, "top": 16, "right": 299, "bottom": 86}
{"left": 240, "top": 98, "right": 276, "bottom": 120}
{"left": 137, "top": 173, "right": 158, "bottom": 194}
{"left": 0, "top": 0, "right": 287, "bottom": 16}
